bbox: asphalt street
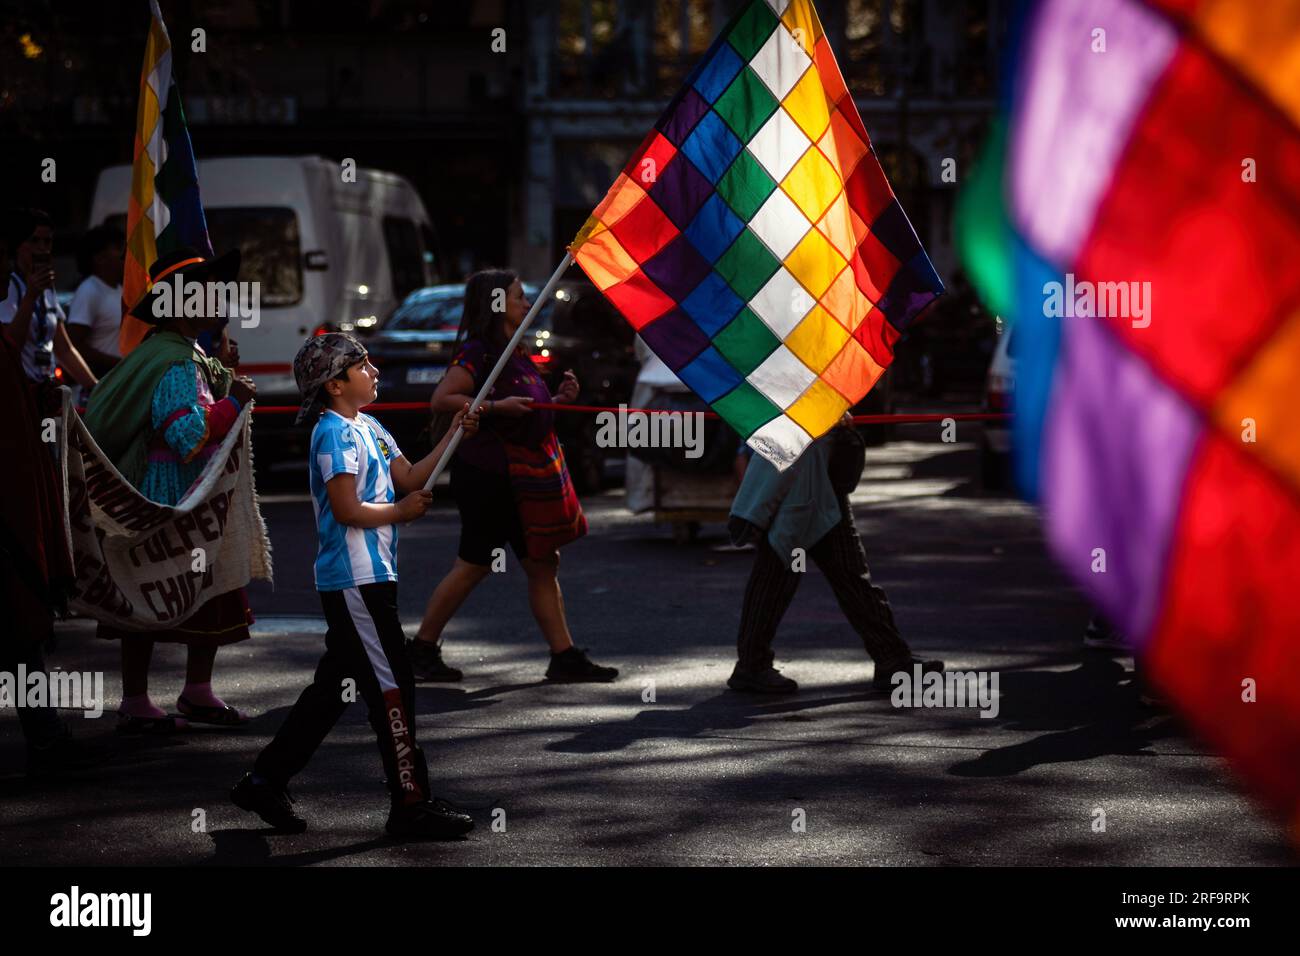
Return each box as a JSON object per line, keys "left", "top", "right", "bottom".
{"left": 2, "top": 425, "right": 1293, "bottom": 865}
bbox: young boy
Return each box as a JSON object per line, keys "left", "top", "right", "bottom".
{"left": 232, "top": 332, "right": 478, "bottom": 839}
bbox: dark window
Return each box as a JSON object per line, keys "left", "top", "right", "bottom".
{"left": 382, "top": 216, "right": 425, "bottom": 301}
{"left": 104, "top": 206, "right": 303, "bottom": 307}
{"left": 388, "top": 294, "right": 464, "bottom": 331}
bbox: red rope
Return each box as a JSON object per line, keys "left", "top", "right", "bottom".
{"left": 247, "top": 400, "right": 1010, "bottom": 425}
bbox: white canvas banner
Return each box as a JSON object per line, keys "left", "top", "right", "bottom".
{"left": 58, "top": 392, "right": 272, "bottom": 631}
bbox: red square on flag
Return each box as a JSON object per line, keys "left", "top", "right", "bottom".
{"left": 603, "top": 269, "right": 677, "bottom": 329}
{"left": 610, "top": 195, "right": 680, "bottom": 264}
{"left": 623, "top": 132, "right": 679, "bottom": 191}
{"left": 843, "top": 156, "right": 895, "bottom": 227}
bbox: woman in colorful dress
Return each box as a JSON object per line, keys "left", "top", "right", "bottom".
{"left": 408, "top": 269, "right": 618, "bottom": 684}
{"left": 84, "top": 246, "right": 259, "bottom": 733}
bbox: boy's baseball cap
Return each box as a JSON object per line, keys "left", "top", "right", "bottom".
{"left": 293, "top": 332, "right": 368, "bottom": 424}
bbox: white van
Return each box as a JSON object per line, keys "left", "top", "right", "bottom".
{"left": 88, "top": 155, "right": 439, "bottom": 406}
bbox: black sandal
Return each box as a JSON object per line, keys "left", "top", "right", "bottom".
{"left": 116, "top": 713, "right": 190, "bottom": 735}
{"left": 177, "top": 696, "right": 249, "bottom": 727}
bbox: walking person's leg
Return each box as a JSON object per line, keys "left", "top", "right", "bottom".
{"left": 525, "top": 551, "right": 618, "bottom": 682}
{"left": 415, "top": 560, "right": 491, "bottom": 643}
{"left": 236, "top": 584, "right": 471, "bottom": 837}
{"left": 809, "top": 497, "right": 942, "bottom": 688}
{"left": 114, "top": 634, "right": 189, "bottom": 731}
{"left": 235, "top": 593, "right": 355, "bottom": 832}
{"left": 729, "top": 541, "right": 804, "bottom": 693}
{"left": 178, "top": 643, "right": 247, "bottom": 725}
{"left": 522, "top": 552, "right": 573, "bottom": 652}
{"left": 5, "top": 639, "right": 69, "bottom": 766}
{"left": 4, "top": 637, "right": 105, "bottom": 776}
{"left": 408, "top": 458, "right": 497, "bottom": 682}
{"left": 250, "top": 604, "right": 353, "bottom": 791}
{"left": 337, "top": 583, "right": 471, "bottom": 838}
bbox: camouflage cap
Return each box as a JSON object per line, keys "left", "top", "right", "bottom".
{"left": 293, "top": 332, "right": 368, "bottom": 424}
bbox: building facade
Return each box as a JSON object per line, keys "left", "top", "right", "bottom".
{"left": 515, "top": 0, "right": 1009, "bottom": 285}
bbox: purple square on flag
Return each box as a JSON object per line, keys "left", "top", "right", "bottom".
{"left": 642, "top": 235, "right": 715, "bottom": 302}
{"left": 877, "top": 252, "right": 944, "bottom": 332}
{"left": 639, "top": 308, "right": 712, "bottom": 372}
{"left": 657, "top": 88, "right": 711, "bottom": 147}
{"left": 869, "top": 198, "right": 923, "bottom": 264}
{"left": 648, "top": 153, "right": 714, "bottom": 229}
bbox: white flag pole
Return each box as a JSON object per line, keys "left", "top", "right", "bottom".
{"left": 422, "top": 251, "right": 574, "bottom": 492}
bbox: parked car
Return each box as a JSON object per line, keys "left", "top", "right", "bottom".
{"left": 981, "top": 320, "right": 1016, "bottom": 490}
{"left": 358, "top": 279, "right": 639, "bottom": 491}
{"left": 88, "top": 155, "right": 440, "bottom": 464}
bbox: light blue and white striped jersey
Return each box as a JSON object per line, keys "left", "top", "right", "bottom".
{"left": 309, "top": 410, "right": 404, "bottom": 590}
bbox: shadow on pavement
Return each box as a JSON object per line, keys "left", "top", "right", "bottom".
{"left": 201, "top": 829, "right": 400, "bottom": 866}
{"left": 414, "top": 681, "right": 548, "bottom": 715}
{"left": 948, "top": 653, "right": 1184, "bottom": 777}
{"left": 545, "top": 687, "right": 886, "bottom": 754}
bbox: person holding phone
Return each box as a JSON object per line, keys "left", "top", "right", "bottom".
{"left": 0, "top": 208, "right": 96, "bottom": 391}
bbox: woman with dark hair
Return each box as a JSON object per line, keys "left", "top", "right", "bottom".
{"left": 408, "top": 269, "right": 618, "bottom": 683}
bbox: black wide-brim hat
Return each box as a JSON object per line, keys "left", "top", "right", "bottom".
{"left": 128, "top": 245, "right": 242, "bottom": 322}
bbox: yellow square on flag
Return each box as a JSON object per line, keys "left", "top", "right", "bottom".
{"left": 782, "top": 68, "right": 832, "bottom": 141}
{"left": 784, "top": 226, "right": 847, "bottom": 299}
{"left": 786, "top": 304, "right": 852, "bottom": 373}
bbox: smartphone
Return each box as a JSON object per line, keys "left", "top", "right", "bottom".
{"left": 29, "top": 251, "right": 53, "bottom": 289}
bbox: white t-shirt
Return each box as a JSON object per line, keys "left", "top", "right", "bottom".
{"left": 0, "top": 273, "right": 63, "bottom": 382}
{"left": 67, "top": 274, "right": 122, "bottom": 360}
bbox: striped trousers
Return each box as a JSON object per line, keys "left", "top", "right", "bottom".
{"left": 736, "top": 497, "right": 912, "bottom": 672}
{"left": 255, "top": 582, "right": 429, "bottom": 809}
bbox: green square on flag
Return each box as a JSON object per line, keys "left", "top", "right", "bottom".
{"left": 714, "top": 306, "right": 781, "bottom": 375}
{"left": 713, "top": 380, "right": 782, "bottom": 438}
{"left": 727, "top": 2, "right": 780, "bottom": 61}
{"left": 717, "top": 150, "right": 777, "bottom": 221}
{"left": 715, "top": 229, "right": 781, "bottom": 301}
{"left": 714, "top": 67, "right": 779, "bottom": 142}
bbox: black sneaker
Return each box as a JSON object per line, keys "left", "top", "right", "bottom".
{"left": 386, "top": 798, "right": 474, "bottom": 840}
{"left": 231, "top": 772, "right": 308, "bottom": 834}
{"left": 408, "top": 638, "right": 463, "bottom": 683}
{"left": 727, "top": 664, "right": 798, "bottom": 694}
{"left": 872, "top": 657, "right": 945, "bottom": 692}
{"left": 545, "top": 647, "right": 618, "bottom": 683}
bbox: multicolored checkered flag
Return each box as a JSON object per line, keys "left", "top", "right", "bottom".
{"left": 119, "top": 0, "right": 213, "bottom": 356}
{"left": 571, "top": 0, "right": 942, "bottom": 469}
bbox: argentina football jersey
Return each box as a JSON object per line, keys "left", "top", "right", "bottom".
{"left": 309, "top": 410, "right": 403, "bottom": 590}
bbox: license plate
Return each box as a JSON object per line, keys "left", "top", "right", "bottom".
{"left": 405, "top": 366, "right": 445, "bottom": 385}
